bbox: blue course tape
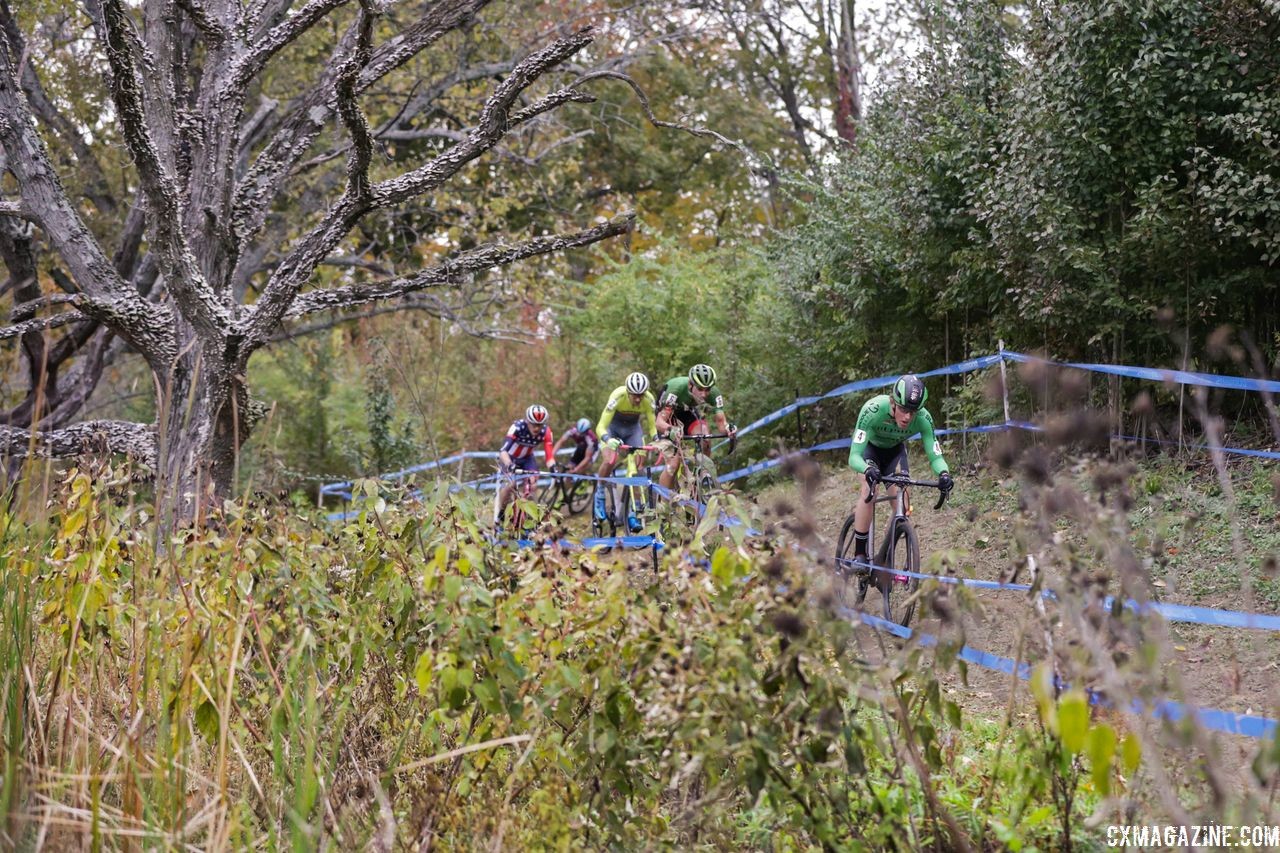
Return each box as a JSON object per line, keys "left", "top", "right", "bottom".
{"left": 836, "top": 556, "right": 1280, "bottom": 632}
{"left": 1003, "top": 351, "right": 1280, "bottom": 395}
{"left": 842, "top": 607, "right": 1277, "bottom": 738}
{"left": 512, "top": 535, "right": 661, "bottom": 550}
{"left": 732, "top": 354, "right": 1006, "bottom": 442}
{"left": 1005, "top": 421, "right": 1280, "bottom": 461}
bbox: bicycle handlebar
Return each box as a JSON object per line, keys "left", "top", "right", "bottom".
{"left": 862, "top": 474, "right": 952, "bottom": 510}
{"left": 678, "top": 433, "right": 734, "bottom": 441}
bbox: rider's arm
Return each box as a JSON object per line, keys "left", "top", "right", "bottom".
{"left": 847, "top": 398, "right": 878, "bottom": 473}
{"left": 542, "top": 427, "right": 555, "bottom": 466}
{"left": 551, "top": 433, "right": 569, "bottom": 455}
{"left": 914, "top": 409, "right": 950, "bottom": 475}
{"left": 642, "top": 392, "right": 658, "bottom": 443}
{"left": 596, "top": 387, "right": 622, "bottom": 437}
{"left": 654, "top": 386, "right": 676, "bottom": 436}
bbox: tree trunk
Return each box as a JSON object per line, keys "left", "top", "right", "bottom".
{"left": 157, "top": 340, "right": 251, "bottom": 525}
{"left": 834, "top": 0, "right": 862, "bottom": 145}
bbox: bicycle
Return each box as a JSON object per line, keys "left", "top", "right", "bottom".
{"left": 833, "top": 472, "right": 950, "bottom": 627}
{"left": 658, "top": 430, "right": 734, "bottom": 538}
{"left": 538, "top": 463, "right": 591, "bottom": 516}
{"left": 591, "top": 443, "right": 659, "bottom": 539}
{"left": 496, "top": 468, "right": 542, "bottom": 538}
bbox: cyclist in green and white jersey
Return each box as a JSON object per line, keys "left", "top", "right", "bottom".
{"left": 593, "top": 372, "right": 659, "bottom": 528}
{"left": 846, "top": 374, "right": 953, "bottom": 567}
{"left": 654, "top": 363, "right": 736, "bottom": 490}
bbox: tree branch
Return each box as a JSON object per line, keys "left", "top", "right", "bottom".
{"left": 370, "top": 28, "right": 597, "bottom": 211}
{"left": 0, "top": 419, "right": 156, "bottom": 467}
{"left": 572, "top": 69, "right": 767, "bottom": 171}
{"left": 229, "top": 0, "right": 349, "bottom": 94}
{"left": 0, "top": 200, "right": 39, "bottom": 224}
{"left": 0, "top": 312, "right": 83, "bottom": 341}
{"left": 176, "top": 0, "right": 229, "bottom": 46}
{"left": 268, "top": 290, "right": 528, "bottom": 343}
{"left": 0, "top": 1, "right": 117, "bottom": 212}
{"left": 283, "top": 212, "right": 634, "bottom": 320}
{"left": 335, "top": 0, "right": 377, "bottom": 202}
{"left": 0, "top": 30, "right": 175, "bottom": 368}
{"left": 241, "top": 26, "right": 597, "bottom": 347}
{"left": 232, "top": 0, "right": 490, "bottom": 250}
{"left": 99, "top": 0, "right": 227, "bottom": 338}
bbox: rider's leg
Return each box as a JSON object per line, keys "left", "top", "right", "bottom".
{"left": 494, "top": 480, "right": 514, "bottom": 526}
{"left": 852, "top": 443, "right": 898, "bottom": 562}
{"left": 594, "top": 448, "right": 618, "bottom": 518}
{"left": 852, "top": 475, "right": 873, "bottom": 560}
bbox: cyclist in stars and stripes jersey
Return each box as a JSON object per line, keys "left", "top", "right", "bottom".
{"left": 494, "top": 404, "right": 554, "bottom": 529}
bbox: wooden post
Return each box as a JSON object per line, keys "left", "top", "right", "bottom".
{"left": 997, "top": 339, "right": 1012, "bottom": 426}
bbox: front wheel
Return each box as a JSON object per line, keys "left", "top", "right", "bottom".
{"left": 877, "top": 519, "right": 922, "bottom": 627}
{"left": 565, "top": 478, "right": 590, "bottom": 515}
{"left": 834, "top": 515, "right": 870, "bottom": 609}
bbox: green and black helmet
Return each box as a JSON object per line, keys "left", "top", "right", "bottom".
{"left": 891, "top": 374, "right": 927, "bottom": 412}
{"left": 688, "top": 363, "right": 717, "bottom": 389}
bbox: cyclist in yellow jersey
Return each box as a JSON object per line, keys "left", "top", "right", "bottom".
{"left": 593, "top": 371, "right": 658, "bottom": 527}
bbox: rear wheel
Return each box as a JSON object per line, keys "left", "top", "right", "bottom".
{"left": 877, "top": 519, "right": 922, "bottom": 627}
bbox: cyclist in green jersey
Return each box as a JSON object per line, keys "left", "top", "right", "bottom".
{"left": 593, "top": 371, "right": 659, "bottom": 529}
{"left": 654, "top": 363, "right": 736, "bottom": 490}
{"left": 846, "top": 375, "right": 954, "bottom": 567}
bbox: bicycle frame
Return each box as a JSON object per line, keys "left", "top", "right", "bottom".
{"left": 617, "top": 444, "right": 656, "bottom": 532}
{"left": 501, "top": 469, "right": 541, "bottom": 536}
{"left": 835, "top": 473, "right": 948, "bottom": 627}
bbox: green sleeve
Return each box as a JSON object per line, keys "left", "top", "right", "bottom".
{"left": 847, "top": 398, "right": 877, "bottom": 472}
{"left": 596, "top": 387, "right": 621, "bottom": 436}
{"left": 709, "top": 386, "right": 726, "bottom": 414}
{"left": 915, "top": 409, "right": 950, "bottom": 475}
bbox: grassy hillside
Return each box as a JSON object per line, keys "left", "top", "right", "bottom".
{"left": 2, "top": 444, "right": 1278, "bottom": 849}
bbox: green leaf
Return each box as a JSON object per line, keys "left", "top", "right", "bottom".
{"left": 1087, "top": 723, "right": 1117, "bottom": 796}
{"left": 414, "top": 651, "right": 433, "bottom": 694}
{"left": 1057, "top": 691, "right": 1089, "bottom": 754}
{"left": 1121, "top": 733, "right": 1142, "bottom": 775}
{"left": 195, "top": 700, "right": 220, "bottom": 743}
{"left": 444, "top": 574, "right": 462, "bottom": 603}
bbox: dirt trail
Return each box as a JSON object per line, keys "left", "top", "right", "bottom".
{"left": 752, "top": 460, "right": 1280, "bottom": 748}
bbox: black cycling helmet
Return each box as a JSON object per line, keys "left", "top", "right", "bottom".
{"left": 890, "top": 374, "right": 927, "bottom": 412}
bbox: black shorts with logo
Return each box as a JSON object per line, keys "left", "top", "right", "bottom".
{"left": 862, "top": 442, "right": 908, "bottom": 475}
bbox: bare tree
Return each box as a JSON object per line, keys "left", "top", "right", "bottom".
{"left": 0, "top": 0, "right": 638, "bottom": 522}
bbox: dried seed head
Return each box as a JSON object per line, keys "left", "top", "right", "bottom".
{"left": 989, "top": 434, "right": 1020, "bottom": 470}
{"left": 770, "top": 609, "right": 807, "bottom": 640}
{"left": 1021, "top": 446, "right": 1052, "bottom": 485}
{"left": 1130, "top": 391, "right": 1154, "bottom": 416}
{"left": 1206, "top": 325, "right": 1234, "bottom": 360}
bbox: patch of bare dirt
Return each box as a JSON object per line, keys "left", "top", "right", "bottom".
{"left": 752, "top": 457, "right": 1280, "bottom": 761}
